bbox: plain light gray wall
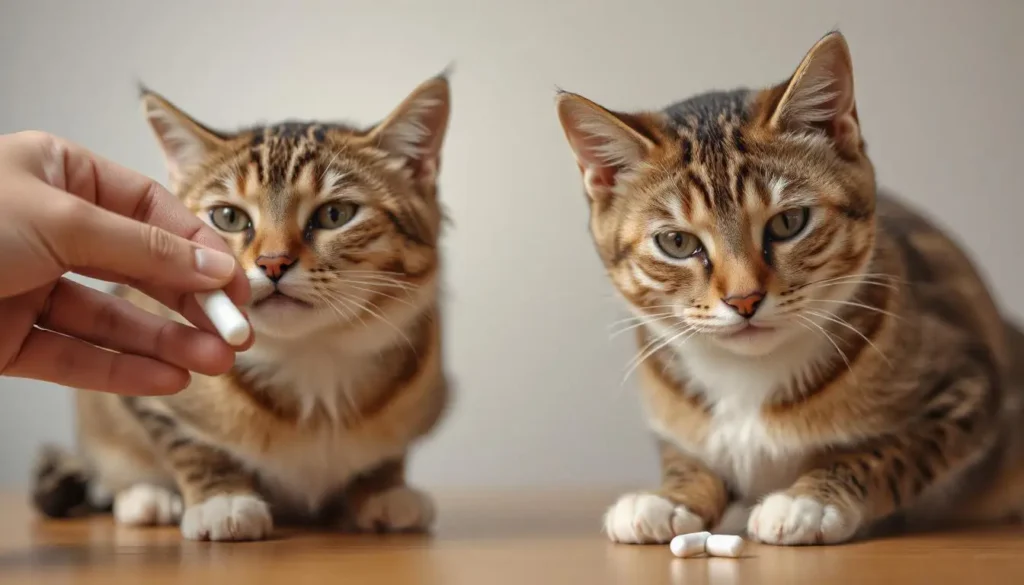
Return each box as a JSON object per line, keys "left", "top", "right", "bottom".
{"left": 1, "top": 0, "right": 1022, "bottom": 489}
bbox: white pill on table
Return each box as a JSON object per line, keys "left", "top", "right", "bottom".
{"left": 670, "top": 531, "right": 711, "bottom": 557}
{"left": 704, "top": 534, "right": 745, "bottom": 558}
{"left": 195, "top": 290, "right": 250, "bottom": 346}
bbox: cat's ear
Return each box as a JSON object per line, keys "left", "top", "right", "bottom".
{"left": 766, "top": 31, "right": 860, "bottom": 152}
{"left": 365, "top": 73, "right": 451, "bottom": 183}
{"left": 555, "top": 92, "right": 656, "bottom": 202}
{"left": 139, "top": 86, "right": 228, "bottom": 192}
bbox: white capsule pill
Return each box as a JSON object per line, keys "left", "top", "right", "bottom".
{"left": 670, "top": 531, "right": 711, "bottom": 557}
{"left": 704, "top": 534, "right": 745, "bottom": 558}
{"left": 195, "top": 290, "right": 250, "bottom": 346}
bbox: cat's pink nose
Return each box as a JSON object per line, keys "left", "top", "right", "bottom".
{"left": 722, "top": 291, "right": 765, "bottom": 318}
{"left": 255, "top": 254, "right": 296, "bottom": 282}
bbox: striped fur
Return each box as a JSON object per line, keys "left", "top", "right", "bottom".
{"left": 557, "top": 31, "right": 1024, "bottom": 545}
{"left": 32, "top": 74, "right": 453, "bottom": 541}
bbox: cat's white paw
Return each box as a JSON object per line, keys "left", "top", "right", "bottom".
{"left": 113, "top": 484, "right": 182, "bottom": 526}
{"left": 747, "top": 492, "right": 859, "bottom": 545}
{"left": 180, "top": 494, "right": 272, "bottom": 542}
{"left": 354, "top": 486, "right": 435, "bottom": 533}
{"left": 603, "top": 492, "right": 704, "bottom": 544}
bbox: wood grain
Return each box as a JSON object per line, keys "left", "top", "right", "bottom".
{"left": 1, "top": 490, "right": 1022, "bottom": 584}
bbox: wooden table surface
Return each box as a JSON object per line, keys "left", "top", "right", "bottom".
{"left": 2, "top": 489, "right": 1023, "bottom": 584}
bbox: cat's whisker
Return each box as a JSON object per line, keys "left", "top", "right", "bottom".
{"left": 331, "top": 273, "right": 418, "bottom": 289}
{"left": 790, "top": 272, "right": 903, "bottom": 294}
{"left": 607, "top": 310, "right": 676, "bottom": 333}
{"left": 620, "top": 328, "right": 676, "bottom": 382}
{"left": 815, "top": 272, "right": 903, "bottom": 285}
{"left": 609, "top": 315, "right": 678, "bottom": 339}
{"left": 320, "top": 288, "right": 370, "bottom": 328}
{"left": 804, "top": 279, "right": 900, "bottom": 293}
{"left": 360, "top": 296, "right": 417, "bottom": 354}
{"left": 609, "top": 305, "right": 681, "bottom": 320}
{"left": 343, "top": 283, "right": 418, "bottom": 309}
{"left": 802, "top": 308, "right": 893, "bottom": 368}
{"left": 313, "top": 289, "right": 362, "bottom": 327}
{"left": 621, "top": 324, "right": 700, "bottom": 386}
{"left": 337, "top": 273, "right": 410, "bottom": 282}
{"left": 624, "top": 325, "right": 704, "bottom": 386}
{"left": 642, "top": 304, "right": 686, "bottom": 311}
{"left": 606, "top": 305, "right": 690, "bottom": 335}
{"left": 811, "top": 274, "right": 901, "bottom": 285}
{"left": 338, "top": 277, "right": 418, "bottom": 293}
{"left": 796, "top": 315, "right": 857, "bottom": 381}
{"left": 606, "top": 315, "right": 646, "bottom": 330}
{"left": 330, "top": 291, "right": 416, "bottom": 354}
{"left": 609, "top": 314, "right": 680, "bottom": 340}
{"left": 806, "top": 298, "right": 904, "bottom": 322}
{"left": 341, "top": 270, "right": 410, "bottom": 278}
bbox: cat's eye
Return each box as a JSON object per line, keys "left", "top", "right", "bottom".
{"left": 654, "top": 231, "right": 703, "bottom": 259}
{"left": 209, "top": 206, "right": 252, "bottom": 233}
{"left": 311, "top": 201, "right": 359, "bottom": 230}
{"left": 766, "top": 207, "right": 809, "bottom": 241}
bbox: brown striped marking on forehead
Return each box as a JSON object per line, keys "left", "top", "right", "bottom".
{"left": 243, "top": 122, "right": 347, "bottom": 190}
{"left": 663, "top": 89, "right": 753, "bottom": 218}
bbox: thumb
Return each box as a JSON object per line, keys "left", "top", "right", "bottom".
{"left": 60, "top": 200, "right": 238, "bottom": 292}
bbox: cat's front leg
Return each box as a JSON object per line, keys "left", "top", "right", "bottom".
{"left": 749, "top": 372, "right": 998, "bottom": 546}
{"left": 165, "top": 440, "right": 273, "bottom": 542}
{"left": 340, "top": 457, "right": 435, "bottom": 533}
{"left": 123, "top": 399, "right": 273, "bottom": 541}
{"left": 138, "top": 418, "right": 270, "bottom": 540}
{"left": 604, "top": 440, "right": 729, "bottom": 544}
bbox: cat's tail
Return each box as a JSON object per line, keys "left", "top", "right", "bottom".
{"left": 30, "top": 444, "right": 101, "bottom": 518}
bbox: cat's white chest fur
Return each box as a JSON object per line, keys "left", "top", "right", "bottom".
{"left": 697, "top": 405, "right": 807, "bottom": 503}
{"left": 224, "top": 330, "right": 406, "bottom": 513}
{"left": 650, "top": 402, "right": 807, "bottom": 507}
{"left": 649, "top": 334, "right": 828, "bottom": 505}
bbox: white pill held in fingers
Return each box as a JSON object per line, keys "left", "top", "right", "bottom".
{"left": 195, "top": 290, "right": 250, "bottom": 345}
{"left": 704, "top": 534, "right": 745, "bottom": 558}
{"left": 670, "top": 531, "right": 711, "bottom": 557}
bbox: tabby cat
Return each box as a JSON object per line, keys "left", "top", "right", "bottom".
{"left": 31, "top": 74, "right": 452, "bottom": 541}
{"left": 555, "top": 31, "right": 1024, "bottom": 545}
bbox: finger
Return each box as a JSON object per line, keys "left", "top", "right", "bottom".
{"left": 66, "top": 270, "right": 221, "bottom": 337}
{"left": 5, "top": 328, "right": 189, "bottom": 396}
{"left": 47, "top": 199, "right": 240, "bottom": 292}
{"left": 77, "top": 266, "right": 251, "bottom": 308}
{"left": 55, "top": 136, "right": 251, "bottom": 304}
{"left": 38, "top": 279, "right": 237, "bottom": 376}
{"left": 21, "top": 132, "right": 250, "bottom": 304}
{"left": 66, "top": 271, "right": 254, "bottom": 350}
{"left": 133, "top": 285, "right": 255, "bottom": 351}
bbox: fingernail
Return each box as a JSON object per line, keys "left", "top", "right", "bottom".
{"left": 194, "top": 248, "right": 236, "bottom": 280}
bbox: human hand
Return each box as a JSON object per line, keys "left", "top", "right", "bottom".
{"left": 0, "top": 131, "right": 252, "bottom": 395}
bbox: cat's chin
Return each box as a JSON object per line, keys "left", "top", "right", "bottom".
{"left": 707, "top": 325, "right": 793, "bottom": 357}
{"left": 248, "top": 295, "right": 331, "bottom": 340}
{"left": 254, "top": 292, "right": 313, "bottom": 310}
